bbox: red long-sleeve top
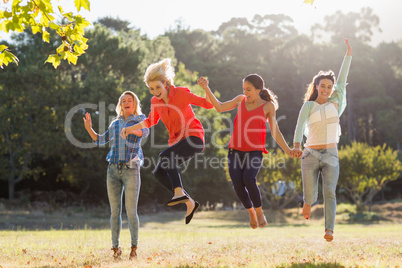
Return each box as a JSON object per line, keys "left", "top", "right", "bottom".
{"left": 143, "top": 85, "right": 213, "bottom": 146}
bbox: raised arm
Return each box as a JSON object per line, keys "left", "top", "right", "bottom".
{"left": 83, "top": 112, "right": 99, "bottom": 142}
{"left": 345, "top": 38, "right": 352, "bottom": 56}
{"left": 197, "top": 76, "right": 243, "bottom": 113}
{"left": 84, "top": 112, "right": 115, "bottom": 145}
{"left": 328, "top": 38, "right": 352, "bottom": 116}
{"left": 337, "top": 38, "right": 352, "bottom": 84}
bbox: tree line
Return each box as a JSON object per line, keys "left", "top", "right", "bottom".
{"left": 1, "top": 8, "right": 401, "bottom": 211}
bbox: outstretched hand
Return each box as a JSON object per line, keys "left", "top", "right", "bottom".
{"left": 83, "top": 112, "right": 92, "bottom": 130}
{"left": 197, "top": 76, "right": 209, "bottom": 90}
{"left": 344, "top": 38, "right": 352, "bottom": 56}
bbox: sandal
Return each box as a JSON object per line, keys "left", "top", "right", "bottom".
{"left": 166, "top": 195, "right": 189, "bottom": 206}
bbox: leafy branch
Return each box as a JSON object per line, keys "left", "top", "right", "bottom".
{"left": 0, "top": 0, "right": 91, "bottom": 68}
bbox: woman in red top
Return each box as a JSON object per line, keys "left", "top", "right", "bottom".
{"left": 198, "top": 74, "right": 295, "bottom": 229}
{"left": 121, "top": 58, "right": 213, "bottom": 224}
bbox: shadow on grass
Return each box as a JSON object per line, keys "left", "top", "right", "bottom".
{"left": 173, "top": 265, "right": 344, "bottom": 268}
{"left": 1, "top": 201, "right": 399, "bottom": 231}
{"left": 34, "top": 266, "right": 71, "bottom": 268}
{"left": 0, "top": 209, "right": 201, "bottom": 231}
{"left": 0, "top": 210, "right": 306, "bottom": 231}
{"left": 201, "top": 223, "right": 308, "bottom": 229}
{"left": 287, "top": 263, "right": 344, "bottom": 268}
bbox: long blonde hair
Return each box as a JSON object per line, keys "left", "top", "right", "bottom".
{"left": 144, "top": 58, "right": 175, "bottom": 87}
{"left": 115, "top": 91, "right": 142, "bottom": 116}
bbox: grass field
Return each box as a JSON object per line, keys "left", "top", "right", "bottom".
{"left": 0, "top": 203, "right": 401, "bottom": 268}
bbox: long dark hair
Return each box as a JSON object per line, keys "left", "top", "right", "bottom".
{"left": 304, "top": 70, "right": 336, "bottom": 102}
{"left": 243, "top": 74, "right": 278, "bottom": 110}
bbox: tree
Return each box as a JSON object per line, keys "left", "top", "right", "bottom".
{"left": 0, "top": 0, "right": 91, "bottom": 68}
{"left": 96, "top": 16, "right": 132, "bottom": 32}
{"left": 370, "top": 42, "right": 402, "bottom": 148}
{"left": 338, "top": 142, "right": 402, "bottom": 212}
{"left": 311, "top": 7, "right": 381, "bottom": 44}
{"left": 258, "top": 149, "right": 302, "bottom": 210}
{"left": 0, "top": 30, "right": 66, "bottom": 199}
{"left": 0, "top": 18, "right": 177, "bottom": 200}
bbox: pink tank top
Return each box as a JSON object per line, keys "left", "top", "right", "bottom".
{"left": 229, "top": 99, "right": 268, "bottom": 153}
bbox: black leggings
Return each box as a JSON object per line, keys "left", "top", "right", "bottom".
{"left": 227, "top": 149, "right": 263, "bottom": 209}
{"left": 153, "top": 136, "right": 204, "bottom": 193}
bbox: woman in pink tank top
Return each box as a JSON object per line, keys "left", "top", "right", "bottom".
{"left": 198, "top": 74, "right": 297, "bottom": 229}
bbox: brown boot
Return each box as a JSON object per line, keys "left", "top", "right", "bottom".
{"left": 129, "top": 246, "right": 137, "bottom": 260}
{"left": 111, "top": 247, "right": 122, "bottom": 259}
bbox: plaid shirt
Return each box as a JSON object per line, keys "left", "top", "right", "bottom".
{"left": 95, "top": 114, "right": 149, "bottom": 166}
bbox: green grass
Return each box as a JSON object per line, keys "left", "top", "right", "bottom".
{"left": 0, "top": 209, "right": 401, "bottom": 268}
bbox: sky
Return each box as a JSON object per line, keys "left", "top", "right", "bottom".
{"left": 1, "top": 0, "right": 401, "bottom": 45}
{"left": 72, "top": 0, "right": 402, "bottom": 46}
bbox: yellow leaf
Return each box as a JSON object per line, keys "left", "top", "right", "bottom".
{"left": 31, "top": 25, "right": 42, "bottom": 34}
{"left": 304, "top": 0, "right": 314, "bottom": 4}
{"left": 67, "top": 52, "right": 78, "bottom": 65}
{"left": 73, "top": 44, "right": 84, "bottom": 54}
{"left": 3, "top": 10, "right": 12, "bottom": 18}
{"left": 57, "top": 5, "right": 64, "bottom": 14}
{"left": 13, "top": 22, "right": 25, "bottom": 33}
{"left": 40, "top": 14, "right": 49, "bottom": 27}
{"left": 49, "top": 22, "right": 59, "bottom": 30}
{"left": 42, "top": 30, "right": 50, "bottom": 43}
{"left": 45, "top": 54, "right": 60, "bottom": 69}
{"left": 75, "top": 0, "right": 90, "bottom": 12}
{"left": 45, "top": 54, "right": 56, "bottom": 64}
{"left": 56, "top": 44, "right": 65, "bottom": 54}
{"left": 80, "top": 42, "right": 88, "bottom": 50}
{"left": 0, "top": 49, "right": 19, "bottom": 68}
{"left": 60, "top": 51, "right": 68, "bottom": 60}
{"left": 0, "top": 21, "right": 7, "bottom": 32}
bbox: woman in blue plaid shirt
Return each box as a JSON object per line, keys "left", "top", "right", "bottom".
{"left": 83, "top": 91, "right": 149, "bottom": 260}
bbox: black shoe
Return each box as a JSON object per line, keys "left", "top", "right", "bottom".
{"left": 166, "top": 195, "right": 189, "bottom": 206}
{"left": 185, "top": 201, "right": 200, "bottom": 224}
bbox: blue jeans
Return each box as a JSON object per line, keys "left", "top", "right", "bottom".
{"left": 107, "top": 162, "right": 141, "bottom": 248}
{"left": 301, "top": 148, "right": 339, "bottom": 232}
{"left": 227, "top": 149, "right": 263, "bottom": 209}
